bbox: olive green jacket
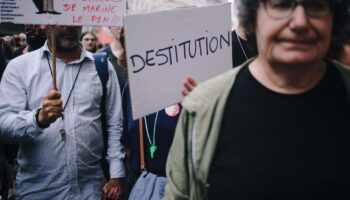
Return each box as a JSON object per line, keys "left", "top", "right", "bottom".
{"left": 163, "top": 59, "right": 350, "bottom": 200}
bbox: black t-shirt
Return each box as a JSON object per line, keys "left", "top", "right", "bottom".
{"left": 208, "top": 63, "right": 350, "bottom": 200}
{"left": 231, "top": 31, "right": 255, "bottom": 67}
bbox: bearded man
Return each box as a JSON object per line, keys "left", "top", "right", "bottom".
{"left": 0, "top": 26, "right": 126, "bottom": 200}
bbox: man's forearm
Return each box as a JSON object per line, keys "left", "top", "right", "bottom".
{"left": 0, "top": 108, "right": 43, "bottom": 143}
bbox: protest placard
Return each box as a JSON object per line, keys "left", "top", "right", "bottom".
{"left": 0, "top": 0, "right": 126, "bottom": 26}
{"left": 124, "top": 3, "right": 232, "bottom": 120}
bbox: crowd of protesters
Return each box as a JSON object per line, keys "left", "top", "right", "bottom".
{"left": 1, "top": 29, "right": 100, "bottom": 63}
{"left": 1, "top": 0, "right": 350, "bottom": 200}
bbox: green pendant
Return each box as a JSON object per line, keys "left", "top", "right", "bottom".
{"left": 150, "top": 145, "right": 157, "bottom": 159}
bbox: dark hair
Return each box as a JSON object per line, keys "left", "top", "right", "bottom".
{"left": 0, "top": 39, "right": 7, "bottom": 81}
{"left": 117, "top": 28, "right": 127, "bottom": 72}
{"left": 328, "top": 15, "right": 350, "bottom": 59}
{"left": 237, "top": 0, "right": 350, "bottom": 55}
{"left": 79, "top": 31, "right": 97, "bottom": 42}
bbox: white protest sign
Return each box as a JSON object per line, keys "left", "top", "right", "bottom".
{"left": 0, "top": 0, "right": 126, "bottom": 26}
{"left": 125, "top": 3, "right": 232, "bottom": 120}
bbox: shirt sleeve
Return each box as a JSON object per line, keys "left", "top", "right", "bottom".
{"left": 0, "top": 60, "right": 43, "bottom": 143}
{"left": 105, "top": 61, "right": 126, "bottom": 178}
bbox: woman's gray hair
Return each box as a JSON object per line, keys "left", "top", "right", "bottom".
{"left": 236, "top": 0, "right": 350, "bottom": 56}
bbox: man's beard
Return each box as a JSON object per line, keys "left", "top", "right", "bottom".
{"left": 56, "top": 28, "right": 80, "bottom": 51}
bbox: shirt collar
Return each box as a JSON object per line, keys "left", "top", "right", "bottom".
{"left": 40, "top": 40, "right": 94, "bottom": 63}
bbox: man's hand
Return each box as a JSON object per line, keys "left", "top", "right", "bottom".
{"left": 102, "top": 178, "right": 126, "bottom": 200}
{"left": 37, "top": 89, "right": 63, "bottom": 128}
{"left": 181, "top": 77, "right": 198, "bottom": 96}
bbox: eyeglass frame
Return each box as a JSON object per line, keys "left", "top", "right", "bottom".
{"left": 261, "top": 0, "right": 334, "bottom": 20}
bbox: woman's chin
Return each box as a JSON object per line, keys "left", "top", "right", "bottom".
{"left": 271, "top": 54, "right": 320, "bottom": 67}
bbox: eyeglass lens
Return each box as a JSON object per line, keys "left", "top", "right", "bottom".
{"left": 264, "top": 0, "right": 331, "bottom": 19}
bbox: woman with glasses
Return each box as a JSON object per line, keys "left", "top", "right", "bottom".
{"left": 164, "top": 0, "right": 350, "bottom": 199}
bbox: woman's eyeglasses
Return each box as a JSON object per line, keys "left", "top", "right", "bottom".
{"left": 262, "top": 0, "right": 332, "bottom": 20}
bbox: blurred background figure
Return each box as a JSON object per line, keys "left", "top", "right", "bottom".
{"left": 1, "top": 36, "right": 16, "bottom": 62}
{"left": 0, "top": 39, "right": 7, "bottom": 80}
{"left": 9, "top": 34, "right": 24, "bottom": 53}
{"left": 0, "top": 32, "right": 23, "bottom": 200}
{"left": 13, "top": 25, "right": 46, "bottom": 58}
{"left": 0, "top": 39, "right": 13, "bottom": 195}
{"left": 80, "top": 31, "right": 98, "bottom": 53}
{"left": 339, "top": 41, "right": 350, "bottom": 66}
{"left": 328, "top": 23, "right": 350, "bottom": 67}
{"left": 16, "top": 33, "right": 26, "bottom": 47}
{"left": 0, "top": 142, "right": 13, "bottom": 200}
{"left": 99, "top": 26, "right": 126, "bottom": 89}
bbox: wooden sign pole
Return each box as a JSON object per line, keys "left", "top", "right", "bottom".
{"left": 139, "top": 119, "right": 145, "bottom": 171}
{"left": 50, "top": 25, "right": 57, "bottom": 90}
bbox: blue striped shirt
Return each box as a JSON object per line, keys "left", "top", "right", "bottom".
{"left": 0, "top": 43, "right": 125, "bottom": 200}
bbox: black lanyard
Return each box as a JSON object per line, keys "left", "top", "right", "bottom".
{"left": 45, "top": 53, "right": 84, "bottom": 113}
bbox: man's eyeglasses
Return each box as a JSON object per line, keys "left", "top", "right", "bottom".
{"left": 262, "top": 0, "right": 333, "bottom": 20}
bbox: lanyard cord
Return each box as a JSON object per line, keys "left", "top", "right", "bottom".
{"left": 45, "top": 53, "right": 83, "bottom": 112}
{"left": 235, "top": 31, "right": 249, "bottom": 61}
{"left": 143, "top": 112, "right": 159, "bottom": 146}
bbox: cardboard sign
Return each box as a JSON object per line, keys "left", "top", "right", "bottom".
{"left": 0, "top": 0, "right": 126, "bottom": 26}
{"left": 125, "top": 3, "right": 232, "bottom": 119}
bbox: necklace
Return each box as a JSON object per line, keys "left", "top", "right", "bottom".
{"left": 46, "top": 53, "right": 83, "bottom": 136}
{"left": 235, "top": 31, "right": 249, "bottom": 61}
{"left": 143, "top": 112, "right": 159, "bottom": 159}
